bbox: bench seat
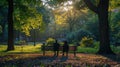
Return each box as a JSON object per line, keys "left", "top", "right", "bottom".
{"left": 42, "top": 46, "right": 77, "bottom": 56}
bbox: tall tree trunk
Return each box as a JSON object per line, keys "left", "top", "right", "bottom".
{"left": 97, "top": 0, "right": 114, "bottom": 54}
{"left": 83, "top": 0, "right": 114, "bottom": 54}
{"left": 7, "top": 0, "right": 14, "bottom": 51}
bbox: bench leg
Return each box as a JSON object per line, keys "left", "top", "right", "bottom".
{"left": 74, "top": 51, "right": 76, "bottom": 57}
{"left": 43, "top": 50, "right": 45, "bottom": 56}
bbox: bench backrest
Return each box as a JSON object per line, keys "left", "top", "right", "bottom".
{"left": 43, "top": 46, "right": 77, "bottom": 51}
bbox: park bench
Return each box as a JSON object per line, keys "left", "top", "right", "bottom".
{"left": 41, "top": 45, "right": 77, "bottom": 56}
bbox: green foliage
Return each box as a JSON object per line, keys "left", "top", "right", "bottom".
{"left": 80, "top": 37, "right": 94, "bottom": 47}
{"left": 93, "top": 41, "right": 100, "bottom": 49}
{"left": 0, "top": 0, "right": 7, "bottom": 7}
{"left": 38, "top": 6, "right": 53, "bottom": 23}
{"left": 110, "top": 10, "right": 120, "bottom": 44}
{"left": 13, "top": 0, "right": 44, "bottom": 36}
{"left": 111, "top": 46, "right": 120, "bottom": 53}
{"left": 46, "top": 38, "right": 55, "bottom": 46}
{"left": 84, "top": 12, "right": 99, "bottom": 40}
{"left": 15, "top": 40, "right": 26, "bottom": 45}
{"left": 73, "top": 0, "right": 86, "bottom": 10}
{"left": 110, "top": 0, "right": 120, "bottom": 9}
{"left": 77, "top": 46, "right": 98, "bottom": 53}
{"left": 66, "top": 29, "right": 94, "bottom": 43}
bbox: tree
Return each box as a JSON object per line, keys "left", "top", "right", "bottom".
{"left": 7, "top": 0, "right": 43, "bottom": 50}
{"left": 64, "top": 9, "right": 87, "bottom": 32}
{"left": 83, "top": 0, "right": 114, "bottom": 54}
{"left": 84, "top": 12, "right": 99, "bottom": 41}
{"left": 7, "top": 0, "right": 14, "bottom": 50}
{"left": 13, "top": 0, "right": 46, "bottom": 46}
{"left": 14, "top": 0, "right": 43, "bottom": 36}
{"left": 110, "top": 10, "right": 120, "bottom": 45}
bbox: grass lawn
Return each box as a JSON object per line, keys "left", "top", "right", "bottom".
{"left": 0, "top": 44, "right": 42, "bottom": 54}
{"left": 77, "top": 46, "right": 98, "bottom": 53}
{"left": 0, "top": 44, "right": 120, "bottom": 54}
{"left": 0, "top": 44, "right": 120, "bottom": 67}
{"left": 0, "top": 44, "right": 98, "bottom": 54}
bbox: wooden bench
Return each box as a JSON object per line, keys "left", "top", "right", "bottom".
{"left": 41, "top": 46, "right": 77, "bottom": 56}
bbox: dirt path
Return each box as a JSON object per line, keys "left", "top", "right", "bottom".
{"left": 0, "top": 53, "right": 120, "bottom": 67}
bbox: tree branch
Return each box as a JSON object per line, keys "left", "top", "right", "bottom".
{"left": 83, "top": 0, "right": 98, "bottom": 13}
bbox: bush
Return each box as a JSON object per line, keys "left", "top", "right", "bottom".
{"left": 66, "top": 32, "right": 75, "bottom": 43}
{"left": 80, "top": 37, "right": 94, "bottom": 47}
{"left": 15, "top": 40, "right": 26, "bottom": 45}
{"left": 46, "top": 38, "right": 55, "bottom": 46}
{"left": 66, "top": 29, "right": 94, "bottom": 43}
{"left": 93, "top": 41, "right": 99, "bottom": 49}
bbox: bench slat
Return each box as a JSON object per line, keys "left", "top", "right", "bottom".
{"left": 43, "top": 46, "right": 77, "bottom": 51}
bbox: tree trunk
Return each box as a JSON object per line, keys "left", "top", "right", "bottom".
{"left": 83, "top": 0, "right": 114, "bottom": 54}
{"left": 97, "top": 0, "right": 114, "bottom": 54}
{"left": 7, "top": 0, "right": 14, "bottom": 51}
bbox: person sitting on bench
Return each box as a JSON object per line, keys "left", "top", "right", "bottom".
{"left": 62, "top": 41, "right": 69, "bottom": 56}
{"left": 53, "top": 40, "right": 60, "bottom": 56}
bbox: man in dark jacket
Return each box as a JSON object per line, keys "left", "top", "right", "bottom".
{"left": 53, "top": 40, "right": 60, "bottom": 56}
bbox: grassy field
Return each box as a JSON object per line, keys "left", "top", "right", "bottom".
{"left": 0, "top": 44, "right": 42, "bottom": 54}
{"left": 0, "top": 44, "right": 120, "bottom": 67}
{"left": 0, "top": 44, "right": 120, "bottom": 54}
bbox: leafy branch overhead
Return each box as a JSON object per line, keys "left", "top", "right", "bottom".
{"left": 13, "top": 0, "right": 45, "bottom": 36}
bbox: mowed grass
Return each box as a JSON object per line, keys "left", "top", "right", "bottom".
{"left": 0, "top": 45, "right": 97, "bottom": 54}
{"left": 0, "top": 44, "right": 42, "bottom": 54}
{"left": 76, "top": 46, "right": 98, "bottom": 53}
{"left": 0, "top": 44, "right": 120, "bottom": 54}
{"left": 77, "top": 46, "right": 120, "bottom": 54}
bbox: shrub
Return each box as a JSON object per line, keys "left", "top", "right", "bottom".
{"left": 15, "top": 40, "right": 26, "bottom": 45}
{"left": 46, "top": 38, "right": 55, "bottom": 46}
{"left": 93, "top": 41, "right": 99, "bottom": 49}
{"left": 80, "top": 37, "right": 94, "bottom": 47}
{"left": 66, "top": 29, "right": 94, "bottom": 43}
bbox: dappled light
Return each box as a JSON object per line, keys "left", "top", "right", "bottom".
{"left": 0, "top": 0, "right": 120, "bottom": 66}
